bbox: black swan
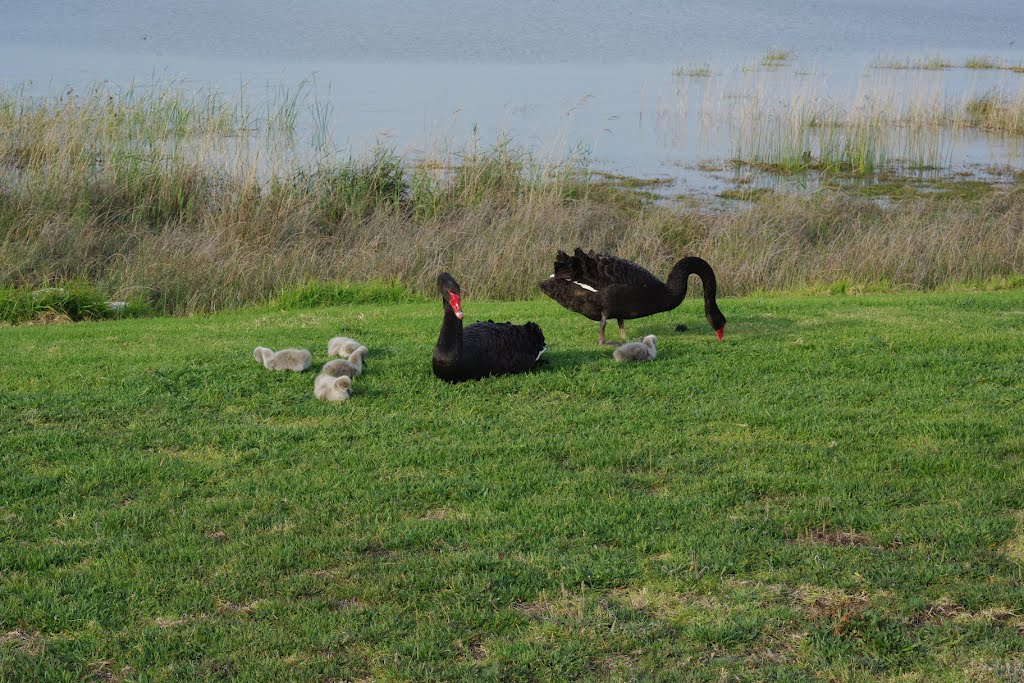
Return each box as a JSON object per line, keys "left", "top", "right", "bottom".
{"left": 538, "top": 249, "right": 726, "bottom": 345}
{"left": 432, "top": 272, "right": 547, "bottom": 382}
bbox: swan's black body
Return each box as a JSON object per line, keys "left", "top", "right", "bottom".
{"left": 538, "top": 249, "right": 726, "bottom": 344}
{"left": 432, "top": 273, "right": 546, "bottom": 382}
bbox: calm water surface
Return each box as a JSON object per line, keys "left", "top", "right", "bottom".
{"left": 2, "top": 1, "right": 1023, "bottom": 191}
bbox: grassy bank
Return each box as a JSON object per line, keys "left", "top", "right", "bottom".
{"left": 2, "top": 290, "right": 1023, "bottom": 681}
{"left": 3, "top": 84, "right": 1024, "bottom": 316}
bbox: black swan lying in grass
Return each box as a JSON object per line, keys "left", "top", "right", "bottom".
{"left": 538, "top": 249, "right": 726, "bottom": 345}
{"left": 432, "top": 272, "right": 546, "bottom": 382}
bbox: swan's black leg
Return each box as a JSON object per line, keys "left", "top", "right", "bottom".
{"left": 598, "top": 314, "right": 615, "bottom": 345}
{"left": 617, "top": 319, "right": 627, "bottom": 341}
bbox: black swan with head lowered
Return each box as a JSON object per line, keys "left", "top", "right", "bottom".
{"left": 432, "top": 273, "right": 547, "bottom": 382}
{"left": 539, "top": 249, "right": 726, "bottom": 345}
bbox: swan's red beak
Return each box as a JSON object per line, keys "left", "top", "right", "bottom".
{"left": 449, "top": 292, "right": 464, "bottom": 320}
{"left": 716, "top": 325, "right": 725, "bottom": 341}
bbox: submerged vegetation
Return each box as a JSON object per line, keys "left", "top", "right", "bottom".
{"left": 673, "top": 62, "right": 713, "bottom": 78}
{"left": 871, "top": 54, "right": 954, "bottom": 70}
{"left": 1, "top": 79, "right": 1024, "bottom": 317}
{"left": 718, "top": 187, "right": 773, "bottom": 202}
{"left": 761, "top": 48, "right": 795, "bottom": 67}
{"left": 664, "top": 51, "right": 1024, "bottom": 177}
{"left": 725, "top": 64, "right": 1024, "bottom": 175}
{"left": 964, "top": 55, "right": 1024, "bottom": 72}
{"left": 965, "top": 88, "right": 1024, "bottom": 134}
{"left": 965, "top": 55, "right": 1005, "bottom": 70}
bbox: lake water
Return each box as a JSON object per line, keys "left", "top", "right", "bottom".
{"left": 2, "top": 1, "right": 1023, "bottom": 193}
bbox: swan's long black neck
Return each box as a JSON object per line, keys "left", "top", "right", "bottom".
{"left": 435, "top": 303, "right": 463, "bottom": 357}
{"left": 666, "top": 256, "right": 723, "bottom": 323}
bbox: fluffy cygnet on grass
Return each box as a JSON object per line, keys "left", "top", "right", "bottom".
{"left": 328, "top": 336, "right": 364, "bottom": 358}
{"left": 319, "top": 345, "right": 368, "bottom": 378}
{"left": 612, "top": 335, "right": 657, "bottom": 362}
{"left": 253, "top": 346, "right": 312, "bottom": 371}
{"left": 314, "top": 373, "right": 353, "bottom": 402}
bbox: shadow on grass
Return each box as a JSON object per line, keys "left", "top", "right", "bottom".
{"left": 536, "top": 349, "right": 610, "bottom": 373}
{"left": 659, "top": 315, "right": 799, "bottom": 338}
{"left": 730, "top": 315, "right": 797, "bottom": 336}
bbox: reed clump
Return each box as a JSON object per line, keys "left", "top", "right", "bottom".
{"left": 730, "top": 94, "right": 912, "bottom": 175}
{"left": 872, "top": 55, "right": 953, "bottom": 71}
{"left": 0, "top": 282, "right": 124, "bottom": 324}
{"left": 965, "top": 88, "right": 1024, "bottom": 135}
{"left": 964, "top": 56, "right": 1004, "bottom": 70}
{"left": 2, "top": 83, "right": 1024, "bottom": 316}
{"left": 762, "top": 49, "right": 795, "bottom": 67}
{"left": 725, "top": 69, "right": 1024, "bottom": 175}
{"left": 673, "top": 63, "right": 713, "bottom": 78}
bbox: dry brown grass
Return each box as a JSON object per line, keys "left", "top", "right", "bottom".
{"left": 1, "top": 629, "right": 46, "bottom": 656}
{"left": 791, "top": 584, "right": 874, "bottom": 637}
{"left": 7, "top": 182, "right": 1024, "bottom": 313}
{"left": 4, "top": 83, "right": 1024, "bottom": 314}
{"left": 792, "top": 523, "right": 874, "bottom": 547}
{"left": 417, "top": 506, "right": 469, "bottom": 521}
{"left": 908, "top": 595, "right": 1020, "bottom": 632}
{"left": 1004, "top": 511, "right": 1024, "bottom": 564}
{"left": 607, "top": 585, "right": 723, "bottom": 619}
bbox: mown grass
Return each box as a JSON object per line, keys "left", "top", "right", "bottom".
{"left": 1, "top": 289, "right": 1023, "bottom": 681}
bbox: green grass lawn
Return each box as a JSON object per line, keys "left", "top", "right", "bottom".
{"left": 2, "top": 290, "right": 1023, "bottom": 682}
